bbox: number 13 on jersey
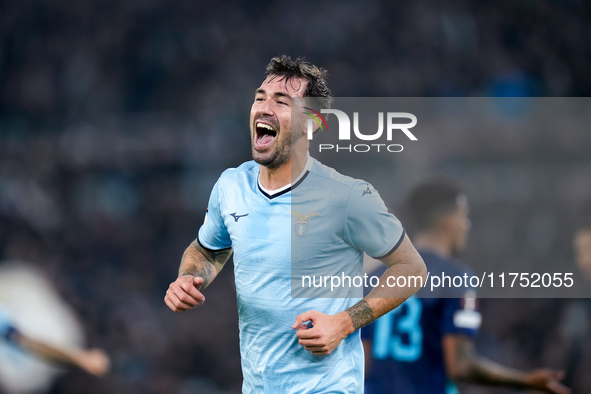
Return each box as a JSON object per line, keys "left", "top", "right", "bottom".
{"left": 372, "top": 297, "right": 423, "bottom": 362}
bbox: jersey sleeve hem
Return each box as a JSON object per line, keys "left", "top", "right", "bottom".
{"left": 371, "top": 228, "right": 406, "bottom": 260}
{"left": 3, "top": 326, "right": 18, "bottom": 342}
{"left": 197, "top": 235, "right": 232, "bottom": 252}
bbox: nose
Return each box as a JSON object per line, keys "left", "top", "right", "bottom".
{"left": 257, "top": 98, "right": 274, "bottom": 116}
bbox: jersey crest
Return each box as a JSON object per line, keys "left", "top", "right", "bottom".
{"left": 289, "top": 211, "right": 320, "bottom": 236}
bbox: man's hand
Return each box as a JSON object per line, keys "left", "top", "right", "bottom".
{"left": 164, "top": 275, "right": 206, "bottom": 312}
{"left": 525, "top": 369, "right": 571, "bottom": 394}
{"left": 292, "top": 310, "right": 353, "bottom": 355}
{"left": 76, "top": 348, "right": 110, "bottom": 377}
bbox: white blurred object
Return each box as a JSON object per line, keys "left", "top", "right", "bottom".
{"left": 0, "top": 262, "right": 84, "bottom": 394}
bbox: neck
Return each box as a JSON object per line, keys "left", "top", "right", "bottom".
{"left": 259, "top": 148, "right": 307, "bottom": 191}
{"left": 414, "top": 231, "right": 452, "bottom": 258}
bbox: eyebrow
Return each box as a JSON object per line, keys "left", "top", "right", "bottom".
{"left": 255, "top": 89, "right": 291, "bottom": 100}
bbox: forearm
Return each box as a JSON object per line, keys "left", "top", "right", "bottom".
{"left": 179, "top": 242, "right": 218, "bottom": 289}
{"left": 445, "top": 335, "right": 540, "bottom": 389}
{"left": 178, "top": 240, "right": 231, "bottom": 289}
{"left": 16, "top": 334, "right": 85, "bottom": 368}
{"left": 343, "top": 241, "right": 427, "bottom": 333}
{"left": 342, "top": 287, "right": 407, "bottom": 334}
{"left": 458, "top": 355, "right": 532, "bottom": 388}
{"left": 364, "top": 261, "right": 425, "bottom": 314}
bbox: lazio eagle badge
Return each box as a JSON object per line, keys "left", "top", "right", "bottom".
{"left": 289, "top": 211, "right": 320, "bottom": 237}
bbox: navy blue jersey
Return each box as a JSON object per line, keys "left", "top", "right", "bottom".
{"left": 362, "top": 251, "right": 481, "bottom": 394}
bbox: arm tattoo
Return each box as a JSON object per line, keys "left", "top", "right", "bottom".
{"left": 178, "top": 241, "right": 232, "bottom": 290}
{"left": 180, "top": 263, "right": 217, "bottom": 289}
{"left": 346, "top": 299, "right": 375, "bottom": 331}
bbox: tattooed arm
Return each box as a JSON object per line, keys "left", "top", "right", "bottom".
{"left": 178, "top": 239, "right": 232, "bottom": 288}
{"left": 164, "top": 239, "right": 233, "bottom": 312}
{"left": 293, "top": 235, "right": 426, "bottom": 355}
{"left": 344, "top": 235, "right": 425, "bottom": 331}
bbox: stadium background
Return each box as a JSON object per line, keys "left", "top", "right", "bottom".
{"left": 1, "top": 1, "right": 590, "bottom": 393}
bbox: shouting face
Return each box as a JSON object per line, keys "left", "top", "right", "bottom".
{"left": 250, "top": 75, "right": 308, "bottom": 169}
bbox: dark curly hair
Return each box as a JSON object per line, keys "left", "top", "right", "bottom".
{"left": 407, "top": 177, "right": 465, "bottom": 231}
{"left": 264, "top": 55, "right": 333, "bottom": 110}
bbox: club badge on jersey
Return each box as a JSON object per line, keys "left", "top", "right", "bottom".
{"left": 289, "top": 211, "right": 320, "bottom": 237}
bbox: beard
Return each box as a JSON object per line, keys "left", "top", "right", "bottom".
{"left": 252, "top": 132, "right": 291, "bottom": 169}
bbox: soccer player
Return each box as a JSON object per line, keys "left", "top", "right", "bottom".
{"left": 0, "top": 306, "right": 110, "bottom": 377}
{"left": 561, "top": 213, "right": 591, "bottom": 392}
{"left": 362, "top": 177, "right": 570, "bottom": 394}
{"left": 573, "top": 214, "right": 591, "bottom": 283}
{"left": 164, "top": 55, "right": 427, "bottom": 393}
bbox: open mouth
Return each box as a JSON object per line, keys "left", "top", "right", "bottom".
{"left": 254, "top": 122, "right": 277, "bottom": 149}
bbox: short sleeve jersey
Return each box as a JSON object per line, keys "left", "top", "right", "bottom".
{"left": 198, "top": 157, "right": 404, "bottom": 393}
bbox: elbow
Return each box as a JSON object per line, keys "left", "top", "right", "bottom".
{"left": 447, "top": 358, "right": 474, "bottom": 381}
{"left": 415, "top": 256, "right": 428, "bottom": 283}
{"left": 447, "top": 353, "right": 487, "bottom": 383}
{"left": 419, "top": 259, "right": 428, "bottom": 280}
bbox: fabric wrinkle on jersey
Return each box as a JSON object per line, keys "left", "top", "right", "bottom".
{"left": 198, "top": 156, "right": 405, "bottom": 394}
{"left": 362, "top": 251, "right": 481, "bottom": 394}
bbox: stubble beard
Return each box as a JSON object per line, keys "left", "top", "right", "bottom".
{"left": 252, "top": 131, "right": 291, "bottom": 169}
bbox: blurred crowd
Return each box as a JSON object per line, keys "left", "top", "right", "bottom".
{"left": 1, "top": 0, "right": 591, "bottom": 393}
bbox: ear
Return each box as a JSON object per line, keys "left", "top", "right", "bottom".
{"left": 438, "top": 213, "right": 457, "bottom": 232}
{"left": 309, "top": 118, "right": 321, "bottom": 134}
{"left": 292, "top": 98, "right": 320, "bottom": 138}
{"left": 302, "top": 107, "right": 326, "bottom": 139}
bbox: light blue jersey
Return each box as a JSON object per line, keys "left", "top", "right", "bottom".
{"left": 198, "top": 157, "right": 404, "bottom": 393}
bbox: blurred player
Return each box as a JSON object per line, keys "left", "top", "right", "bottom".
{"left": 164, "top": 55, "right": 427, "bottom": 393}
{"left": 560, "top": 213, "right": 591, "bottom": 391}
{"left": 362, "top": 177, "right": 569, "bottom": 394}
{"left": 0, "top": 306, "right": 109, "bottom": 377}
{"left": 573, "top": 214, "right": 591, "bottom": 282}
{"left": 0, "top": 262, "right": 110, "bottom": 393}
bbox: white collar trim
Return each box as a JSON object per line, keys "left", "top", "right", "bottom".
{"left": 258, "top": 153, "right": 312, "bottom": 196}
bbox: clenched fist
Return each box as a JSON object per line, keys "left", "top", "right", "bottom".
{"left": 292, "top": 310, "right": 353, "bottom": 355}
{"left": 164, "top": 275, "right": 206, "bottom": 312}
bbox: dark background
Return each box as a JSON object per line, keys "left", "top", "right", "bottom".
{"left": 1, "top": 0, "right": 590, "bottom": 393}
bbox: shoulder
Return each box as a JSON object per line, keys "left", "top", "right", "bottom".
{"left": 216, "top": 160, "right": 258, "bottom": 185}
{"left": 308, "top": 158, "right": 372, "bottom": 193}
{"left": 219, "top": 160, "right": 258, "bottom": 178}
